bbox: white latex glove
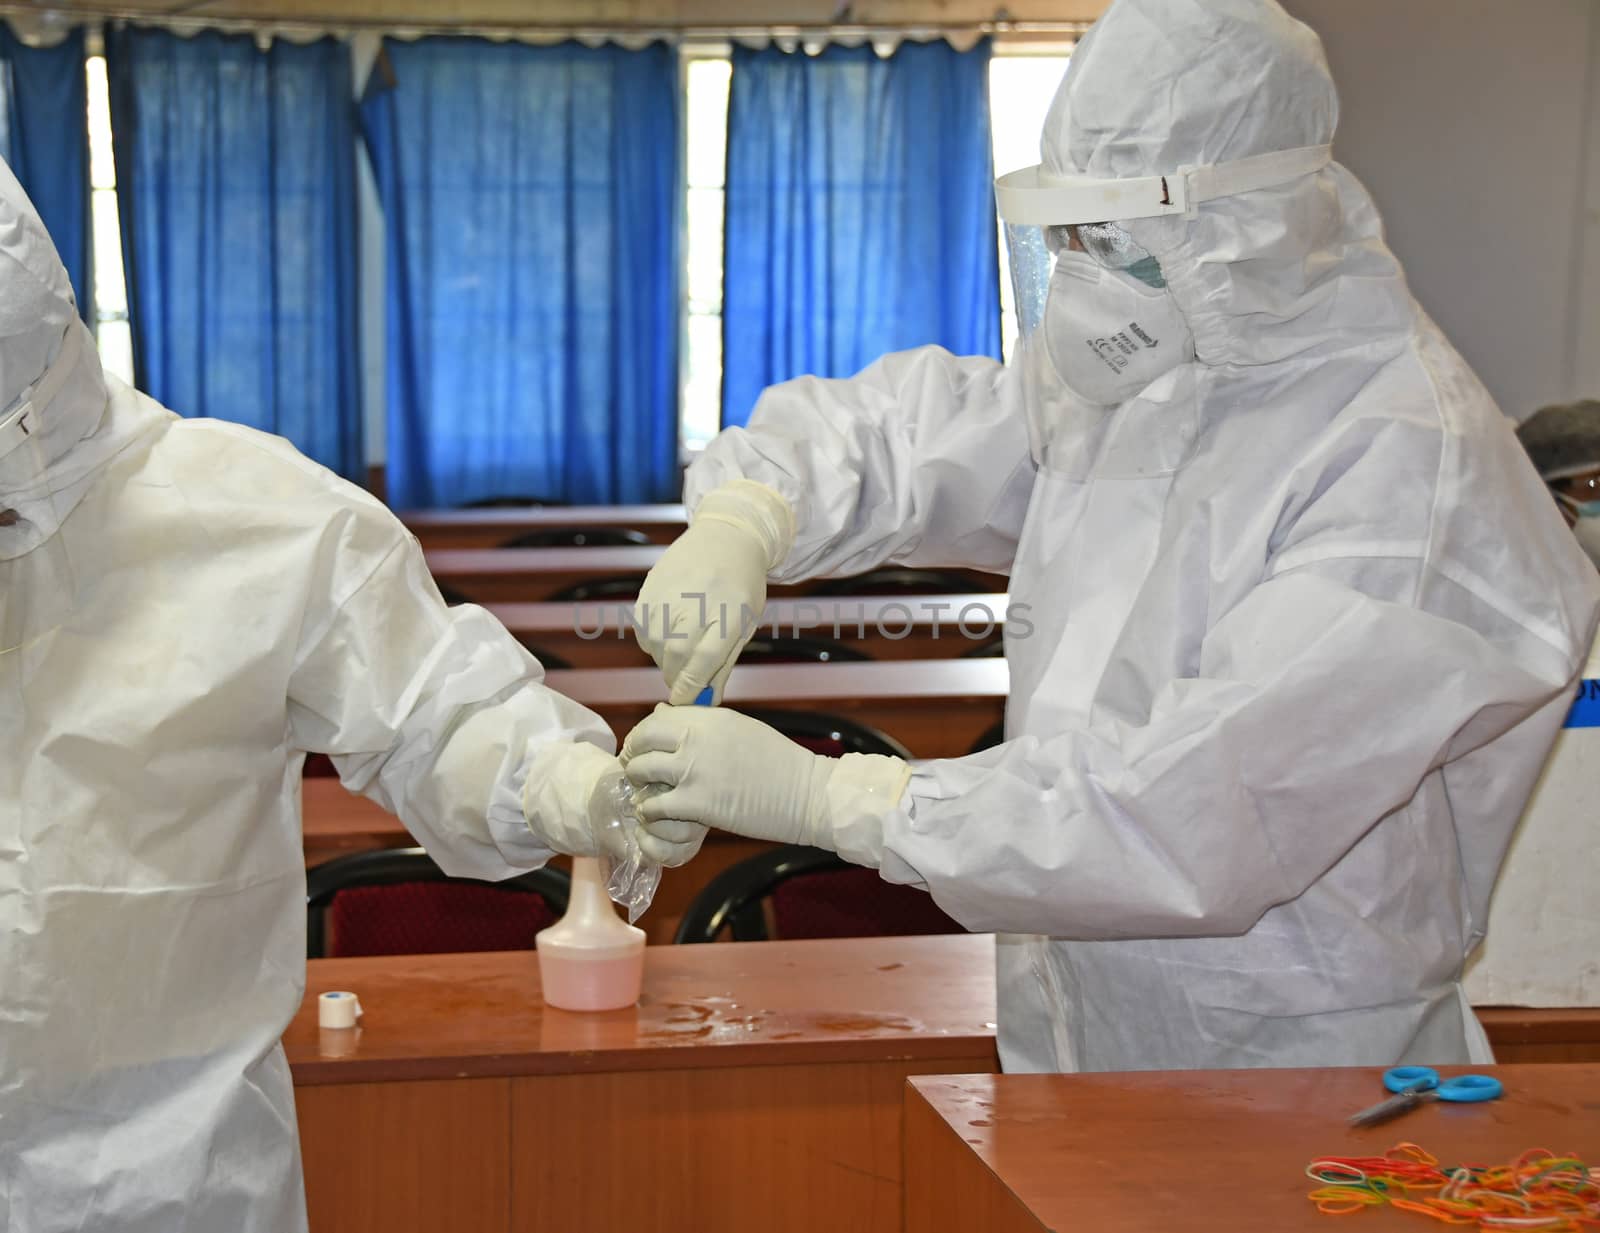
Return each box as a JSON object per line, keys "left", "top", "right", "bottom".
{"left": 619, "top": 705, "right": 912, "bottom": 867}
{"left": 523, "top": 739, "right": 706, "bottom": 867}
{"left": 633, "top": 481, "right": 795, "bottom": 705}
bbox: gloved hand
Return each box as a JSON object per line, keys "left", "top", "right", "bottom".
{"left": 633, "top": 481, "right": 795, "bottom": 705}
{"left": 523, "top": 739, "right": 706, "bottom": 867}
{"left": 619, "top": 706, "right": 912, "bottom": 866}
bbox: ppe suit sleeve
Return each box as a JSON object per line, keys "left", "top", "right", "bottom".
{"left": 872, "top": 557, "right": 1581, "bottom": 939}
{"left": 287, "top": 535, "right": 614, "bottom": 881}
{"left": 688, "top": 346, "right": 1037, "bottom": 581}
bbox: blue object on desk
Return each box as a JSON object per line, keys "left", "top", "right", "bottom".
{"left": 1350, "top": 1066, "right": 1503, "bottom": 1127}
{"left": 1381, "top": 1066, "right": 1503, "bottom": 1102}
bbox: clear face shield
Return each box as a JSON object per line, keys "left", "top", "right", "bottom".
{"left": 1004, "top": 220, "right": 1168, "bottom": 340}
{"left": 0, "top": 331, "right": 80, "bottom": 659}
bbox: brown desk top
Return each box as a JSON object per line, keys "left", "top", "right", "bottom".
{"left": 425, "top": 547, "right": 1007, "bottom": 596}
{"left": 286, "top": 934, "right": 998, "bottom": 1086}
{"left": 488, "top": 593, "right": 1010, "bottom": 637}
{"left": 403, "top": 504, "right": 687, "bottom": 531}
{"left": 301, "top": 778, "right": 401, "bottom": 846}
{"left": 426, "top": 544, "right": 666, "bottom": 577}
{"left": 1476, "top": 1006, "right": 1600, "bottom": 1043}
{"left": 909, "top": 1067, "right": 1600, "bottom": 1233}
{"left": 544, "top": 657, "right": 1009, "bottom": 706}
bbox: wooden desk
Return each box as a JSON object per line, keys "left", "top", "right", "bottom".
{"left": 494, "top": 594, "right": 1010, "bottom": 667}
{"left": 301, "top": 778, "right": 407, "bottom": 865}
{"left": 297, "top": 786, "right": 1600, "bottom": 1056}
{"left": 427, "top": 545, "right": 666, "bottom": 602}
{"left": 905, "top": 1065, "right": 1600, "bottom": 1233}
{"left": 289, "top": 935, "right": 1000, "bottom": 1233}
{"left": 1476, "top": 1006, "right": 1600, "bottom": 1063}
{"left": 426, "top": 546, "right": 1009, "bottom": 604}
{"left": 402, "top": 504, "right": 688, "bottom": 549}
{"left": 545, "top": 658, "right": 1008, "bottom": 759}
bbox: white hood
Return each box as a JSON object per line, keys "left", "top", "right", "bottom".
{"left": 0, "top": 157, "right": 140, "bottom": 560}
{"left": 1043, "top": 0, "right": 1415, "bottom": 370}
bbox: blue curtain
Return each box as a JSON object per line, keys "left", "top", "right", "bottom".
{"left": 362, "top": 38, "right": 680, "bottom": 509}
{"left": 0, "top": 26, "right": 89, "bottom": 318}
{"left": 106, "top": 28, "right": 362, "bottom": 480}
{"left": 722, "top": 40, "right": 1000, "bottom": 428}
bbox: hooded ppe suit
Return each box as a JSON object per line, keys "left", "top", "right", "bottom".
{"left": 1462, "top": 405, "right": 1600, "bottom": 1008}
{"left": 0, "top": 159, "right": 627, "bottom": 1231}
{"left": 639, "top": 0, "right": 1600, "bottom": 1073}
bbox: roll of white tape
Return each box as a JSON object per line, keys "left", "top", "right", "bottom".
{"left": 318, "top": 990, "right": 362, "bottom": 1029}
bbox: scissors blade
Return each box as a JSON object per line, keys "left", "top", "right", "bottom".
{"left": 1349, "top": 1090, "right": 1425, "bottom": 1128}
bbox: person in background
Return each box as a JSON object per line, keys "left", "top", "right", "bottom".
{"left": 1462, "top": 401, "right": 1600, "bottom": 1009}
{"left": 1515, "top": 400, "right": 1600, "bottom": 565}
{"left": 620, "top": 0, "right": 1600, "bottom": 1074}
{"left": 0, "top": 160, "right": 700, "bottom": 1233}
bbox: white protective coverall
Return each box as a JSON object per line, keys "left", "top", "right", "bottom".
{"left": 683, "top": 0, "right": 1600, "bottom": 1072}
{"left": 0, "top": 162, "right": 615, "bottom": 1231}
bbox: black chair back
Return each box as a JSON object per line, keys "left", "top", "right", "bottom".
{"left": 737, "top": 635, "right": 869, "bottom": 665}
{"left": 547, "top": 575, "right": 648, "bottom": 603}
{"left": 501, "top": 527, "right": 652, "bottom": 549}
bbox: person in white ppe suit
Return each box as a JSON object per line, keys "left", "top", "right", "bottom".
{"left": 1463, "top": 403, "right": 1600, "bottom": 1008}
{"left": 0, "top": 160, "right": 699, "bottom": 1232}
{"left": 621, "top": 0, "right": 1600, "bottom": 1074}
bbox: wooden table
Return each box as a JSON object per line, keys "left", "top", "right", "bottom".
{"left": 402, "top": 504, "right": 687, "bottom": 548}
{"left": 302, "top": 778, "right": 409, "bottom": 865}
{"left": 289, "top": 935, "right": 1000, "bottom": 1233}
{"left": 1476, "top": 1006, "right": 1600, "bottom": 1063}
{"left": 297, "top": 789, "right": 1600, "bottom": 1059}
{"left": 493, "top": 594, "right": 1011, "bottom": 667}
{"left": 426, "top": 545, "right": 665, "bottom": 602}
{"left": 425, "top": 546, "right": 1009, "bottom": 604}
{"left": 904, "top": 1065, "right": 1600, "bottom": 1233}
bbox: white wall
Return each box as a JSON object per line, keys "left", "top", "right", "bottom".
{"left": 1280, "top": 0, "right": 1599, "bottom": 421}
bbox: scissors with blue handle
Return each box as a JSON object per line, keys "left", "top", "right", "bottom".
{"left": 1349, "top": 1066, "right": 1504, "bottom": 1128}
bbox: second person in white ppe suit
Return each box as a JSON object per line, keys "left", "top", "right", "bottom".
{"left": 623, "top": 0, "right": 1600, "bottom": 1074}
{"left": 1515, "top": 400, "right": 1600, "bottom": 568}
{"left": 0, "top": 158, "right": 700, "bottom": 1233}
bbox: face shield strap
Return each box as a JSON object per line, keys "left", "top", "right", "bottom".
{"left": 995, "top": 143, "right": 1334, "bottom": 226}
{"left": 0, "top": 321, "right": 82, "bottom": 465}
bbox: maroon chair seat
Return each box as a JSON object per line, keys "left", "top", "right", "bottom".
{"left": 770, "top": 865, "right": 964, "bottom": 940}
{"left": 327, "top": 880, "right": 559, "bottom": 957}
{"left": 305, "top": 847, "right": 570, "bottom": 958}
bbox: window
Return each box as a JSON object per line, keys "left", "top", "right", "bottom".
{"left": 676, "top": 47, "right": 1070, "bottom": 455}
{"left": 85, "top": 55, "right": 133, "bottom": 386}
{"left": 82, "top": 44, "right": 1069, "bottom": 457}
{"left": 681, "top": 52, "right": 730, "bottom": 455}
